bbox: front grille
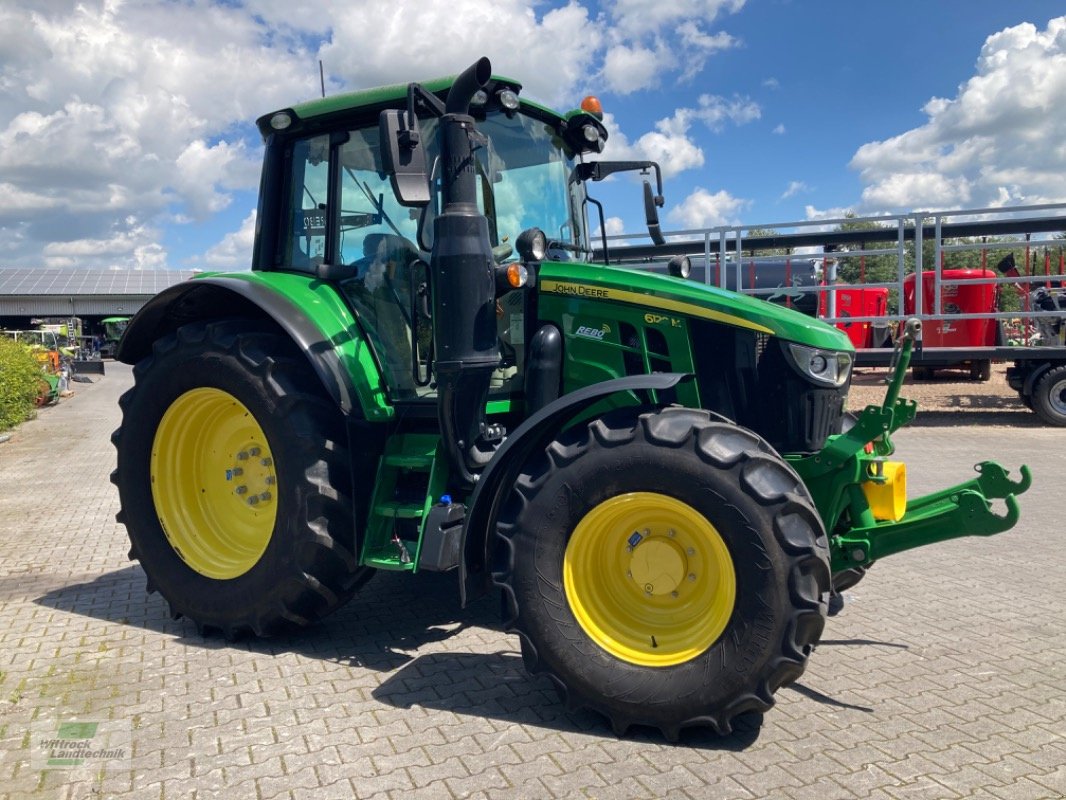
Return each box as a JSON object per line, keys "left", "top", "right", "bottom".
{"left": 691, "top": 320, "right": 845, "bottom": 454}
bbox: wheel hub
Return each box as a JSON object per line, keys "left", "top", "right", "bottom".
{"left": 564, "top": 492, "right": 736, "bottom": 667}
{"left": 628, "top": 535, "right": 689, "bottom": 596}
{"left": 151, "top": 387, "right": 277, "bottom": 579}
{"left": 1050, "top": 377, "right": 1066, "bottom": 415}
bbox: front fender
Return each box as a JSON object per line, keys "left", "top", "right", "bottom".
{"left": 459, "top": 372, "right": 692, "bottom": 606}
{"left": 116, "top": 272, "right": 393, "bottom": 421}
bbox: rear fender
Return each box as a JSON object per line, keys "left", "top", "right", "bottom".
{"left": 459, "top": 372, "right": 692, "bottom": 606}
{"left": 116, "top": 273, "right": 393, "bottom": 421}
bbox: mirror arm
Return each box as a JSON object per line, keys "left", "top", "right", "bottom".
{"left": 407, "top": 82, "right": 446, "bottom": 120}
{"left": 587, "top": 196, "right": 609, "bottom": 265}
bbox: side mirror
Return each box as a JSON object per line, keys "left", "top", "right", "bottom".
{"left": 379, "top": 109, "right": 430, "bottom": 207}
{"left": 643, "top": 180, "right": 665, "bottom": 246}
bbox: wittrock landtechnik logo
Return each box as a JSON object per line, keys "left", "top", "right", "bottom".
{"left": 30, "top": 720, "right": 132, "bottom": 772}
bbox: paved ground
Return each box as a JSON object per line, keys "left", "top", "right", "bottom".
{"left": 0, "top": 362, "right": 1063, "bottom": 800}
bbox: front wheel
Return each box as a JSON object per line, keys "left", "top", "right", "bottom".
{"left": 494, "top": 407, "right": 830, "bottom": 739}
{"left": 112, "top": 320, "right": 373, "bottom": 637}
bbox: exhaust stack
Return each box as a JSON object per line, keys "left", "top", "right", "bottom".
{"left": 430, "top": 58, "right": 500, "bottom": 486}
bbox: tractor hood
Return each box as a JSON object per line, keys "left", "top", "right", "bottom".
{"left": 537, "top": 262, "right": 854, "bottom": 352}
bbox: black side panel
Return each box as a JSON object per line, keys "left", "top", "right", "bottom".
{"left": 116, "top": 278, "right": 360, "bottom": 417}
{"left": 523, "top": 324, "right": 563, "bottom": 415}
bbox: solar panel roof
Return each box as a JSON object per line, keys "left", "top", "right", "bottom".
{"left": 0, "top": 268, "right": 205, "bottom": 295}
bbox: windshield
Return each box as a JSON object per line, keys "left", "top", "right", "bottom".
{"left": 475, "top": 111, "right": 587, "bottom": 254}
{"left": 416, "top": 111, "right": 588, "bottom": 258}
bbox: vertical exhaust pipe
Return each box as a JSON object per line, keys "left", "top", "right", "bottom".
{"left": 431, "top": 58, "right": 499, "bottom": 486}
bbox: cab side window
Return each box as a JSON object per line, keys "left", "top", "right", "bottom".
{"left": 284, "top": 135, "right": 330, "bottom": 271}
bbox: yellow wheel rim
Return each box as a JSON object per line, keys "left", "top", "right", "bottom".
{"left": 150, "top": 387, "right": 277, "bottom": 579}
{"left": 564, "top": 492, "right": 736, "bottom": 667}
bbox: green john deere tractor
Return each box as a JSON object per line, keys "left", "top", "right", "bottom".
{"left": 112, "top": 58, "right": 1031, "bottom": 739}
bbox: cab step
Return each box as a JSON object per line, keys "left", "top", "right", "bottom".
{"left": 360, "top": 433, "right": 445, "bottom": 571}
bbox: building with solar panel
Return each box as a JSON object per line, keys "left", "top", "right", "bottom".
{"left": 0, "top": 268, "right": 198, "bottom": 343}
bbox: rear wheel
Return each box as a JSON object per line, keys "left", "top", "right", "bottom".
{"left": 1031, "top": 365, "right": 1066, "bottom": 426}
{"left": 494, "top": 407, "right": 830, "bottom": 739}
{"left": 112, "top": 319, "right": 373, "bottom": 636}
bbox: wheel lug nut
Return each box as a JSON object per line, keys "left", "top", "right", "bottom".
{"left": 688, "top": 573, "right": 696, "bottom": 582}
{"left": 261, "top": 457, "right": 272, "bottom": 467}
{"left": 686, "top": 547, "right": 695, "bottom": 556}
{"left": 232, "top": 467, "right": 243, "bottom": 477}
{"left": 247, "top": 496, "right": 259, "bottom": 506}
{"left": 671, "top": 591, "right": 679, "bottom": 598}
{"left": 260, "top": 492, "right": 271, "bottom": 501}
{"left": 265, "top": 476, "right": 276, "bottom": 485}
{"left": 237, "top": 451, "right": 248, "bottom": 460}
{"left": 235, "top": 486, "right": 248, "bottom": 495}
{"left": 249, "top": 447, "right": 261, "bottom": 457}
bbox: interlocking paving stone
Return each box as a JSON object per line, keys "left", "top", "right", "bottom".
{"left": 1, "top": 361, "right": 1063, "bottom": 799}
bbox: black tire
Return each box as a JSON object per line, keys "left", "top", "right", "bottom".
{"left": 493, "top": 407, "right": 830, "bottom": 739}
{"left": 1031, "top": 365, "right": 1066, "bottom": 426}
{"left": 912, "top": 366, "right": 935, "bottom": 381}
{"left": 111, "top": 319, "right": 373, "bottom": 637}
{"left": 969, "top": 360, "right": 992, "bottom": 381}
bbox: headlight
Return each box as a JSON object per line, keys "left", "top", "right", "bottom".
{"left": 516, "top": 227, "right": 547, "bottom": 263}
{"left": 497, "top": 89, "right": 520, "bottom": 111}
{"left": 667, "top": 255, "right": 691, "bottom": 279}
{"left": 787, "top": 343, "right": 853, "bottom": 388}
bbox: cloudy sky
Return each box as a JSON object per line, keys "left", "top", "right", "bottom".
{"left": 1, "top": 0, "right": 1064, "bottom": 270}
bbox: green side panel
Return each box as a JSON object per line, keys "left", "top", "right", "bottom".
{"left": 537, "top": 262, "right": 853, "bottom": 352}
{"left": 194, "top": 271, "right": 394, "bottom": 421}
{"left": 537, "top": 290, "right": 700, "bottom": 409}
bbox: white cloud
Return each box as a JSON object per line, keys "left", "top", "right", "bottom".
{"left": 608, "top": 0, "right": 745, "bottom": 37}
{"left": 601, "top": 0, "right": 744, "bottom": 93}
{"left": 0, "top": 0, "right": 744, "bottom": 268}
{"left": 200, "top": 210, "right": 257, "bottom": 270}
{"left": 319, "top": 0, "right": 602, "bottom": 107}
{"left": 41, "top": 220, "right": 167, "bottom": 269}
{"left": 772, "top": 123, "right": 786, "bottom": 135}
{"left": 600, "top": 112, "right": 705, "bottom": 178}
{"left": 692, "top": 93, "right": 761, "bottom": 130}
{"left": 0, "top": 0, "right": 317, "bottom": 267}
{"left": 851, "top": 16, "right": 1066, "bottom": 211}
{"left": 603, "top": 45, "right": 661, "bottom": 94}
{"left": 600, "top": 93, "right": 759, "bottom": 180}
{"left": 667, "top": 188, "right": 750, "bottom": 229}
{"left": 592, "top": 216, "right": 626, "bottom": 239}
{"left": 803, "top": 205, "right": 857, "bottom": 232}
{"left": 781, "top": 181, "right": 809, "bottom": 199}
